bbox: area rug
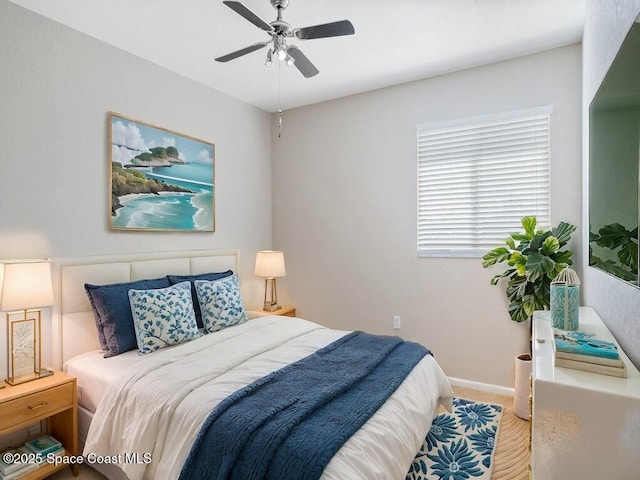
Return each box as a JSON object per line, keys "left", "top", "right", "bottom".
{"left": 407, "top": 397, "right": 504, "bottom": 480}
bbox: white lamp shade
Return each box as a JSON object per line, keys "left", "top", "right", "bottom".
{"left": 255, "top": 251, "right": 286, "bottom": 278}
{"left": 0, "top": 260, "right": 54, "bottom": 311}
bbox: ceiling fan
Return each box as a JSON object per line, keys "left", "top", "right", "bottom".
{"left": 215, "top": 0, "right": 355, "bottom": 78}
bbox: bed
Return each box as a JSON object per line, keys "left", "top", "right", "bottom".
{"left": 52, "top": 249, "right": 453, "bottom": 480}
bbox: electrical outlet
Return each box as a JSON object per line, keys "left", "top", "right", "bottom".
{"left": 27, "top": 422, "right": 41, "bottom": 436}
{"left": 393, "top": 315, "right": 401, "bottom": 329}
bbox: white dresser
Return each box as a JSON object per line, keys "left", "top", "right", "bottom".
{"left": 532, "top": 307, "right": 640, "bottom": 479}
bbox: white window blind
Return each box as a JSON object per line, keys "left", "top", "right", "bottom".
{"left": 417, "top": 106, "right": 551, "bottom": 257}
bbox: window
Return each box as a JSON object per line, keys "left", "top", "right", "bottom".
{"left": 417, "top": 106, "right": 551, "bottom": 257}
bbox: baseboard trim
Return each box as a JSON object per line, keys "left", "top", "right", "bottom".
{"left": 448, "top": 376, "right": 514, "bottom": 397}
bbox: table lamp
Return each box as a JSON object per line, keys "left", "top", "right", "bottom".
{"left": 255, "top": 250, "right": 286, "bottom": 312}
{"left": 1, "top": 260, "right": 54, "bottom": 385}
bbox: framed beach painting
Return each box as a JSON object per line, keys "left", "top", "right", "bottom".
{"left": 109, "top": 112, "right": 215, "bottom": 232}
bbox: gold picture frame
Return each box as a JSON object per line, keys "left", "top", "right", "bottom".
{"left": 6, "top": 309, "right": 42, "bottom": 385}
{"left": 109, "top": 112, "right": 215, "bottom": 232}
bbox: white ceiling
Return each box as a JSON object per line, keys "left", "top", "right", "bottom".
{"left": 9, "top": 0, "right": 586, "bottom": 112}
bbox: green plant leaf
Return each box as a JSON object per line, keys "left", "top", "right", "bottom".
{"left": 533, "top": 281, "right": 550, "bottom": 305}
{"left": 541, "top": 236, "right": 560, "bottom": 255}
{"left": 525, "top": 252, "right": 556, "bottom": 283}
{"left": 529, "top": 231, "right": 551, "bottom": 251}
{"left": 506, "top": 275, "right": 528, "bottom": 300}
{"left": 509, "top": 251, "right": 527, "bottom": 275}
{"left": 523, "top": 299, "right": 536, "bottom": 317}
{"left": 547, "top": 263, "right": 568, "bottom": 280}
{"left": 511, "top": 233, "right": 530, "bottom": 242}
{"left": 481, "top": 247, "right": 511, "bottom": 268}
{"left": 596, "top": 223, "right": 635, "bottom": 250}
{"left": 552, "top": 222, "right": 577, "bottom": 245}
{"left": 589, "top": 223, "right": 637, "bottom": 280}
{"left": 551, "top": 250, "right": 573, "bottom": 265}
{"left": 618, "top": 240, "right": 639, "bottom": 271}
{"left": 490, "top": 268, "right": 515, "bottom": 285}
{"left": 521, "top": 216, "right": 537, "bottom": 238}
{"left": 591, "top": 257, "right": 637, "bottom": 281}
{"left": 505, "top": 236, "right": 516, "bottom": 249}
{"left": 508, "top": 302, "right": 529, "bottom": 322}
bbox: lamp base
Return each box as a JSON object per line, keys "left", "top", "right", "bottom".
{"left": 5, "top": 368, "right": 54, "bottom": 386}
{"left": 263, "top": 302, "right": 281, "bottom": 312}
{"left": 262, "top": 278, "right": 280, "bottom": 312}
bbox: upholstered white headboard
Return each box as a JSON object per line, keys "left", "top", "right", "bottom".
{"left": 51, "top": 249, "right": 240, "bottom": 369}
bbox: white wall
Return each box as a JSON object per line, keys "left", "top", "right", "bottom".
{"left": 272, "top": 45, "right": 582, "bottom": 388}
{"left": 582, "top": 0, "right": 640, "bottom": 368}
{"left": 0, "top": 1, "right": 272, "bottom": 277}
{"left": 0, "top": 1, "right": 272, "bottom": 370}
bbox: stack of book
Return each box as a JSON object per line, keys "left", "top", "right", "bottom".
{"left": 24, "top": 435, "right": 64, "bottom": 458}
{"left": 0, "top": 435, "right": 63, "bottom": 480}
{"left": 0, "top": 446, "right": 40, "bottom": 480}
{"left": 553, "top": 329, "right": 627, "bottom": 378}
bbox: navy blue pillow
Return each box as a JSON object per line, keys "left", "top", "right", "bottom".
{"left": 167, "top": 270, "right": 233, "bottom": 328}
{"left": 84, "top": 277, "right": 171, "bottom": 357}
{"left": 85, "top": 287, "right": 108, "bottom": 351}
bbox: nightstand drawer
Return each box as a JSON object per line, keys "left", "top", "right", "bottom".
{"left": 0, "top": 382, "right": 74, "bottom": 431}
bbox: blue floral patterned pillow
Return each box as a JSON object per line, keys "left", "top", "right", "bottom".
{"left": 194, "top": 275, "right": 248, "bottom": 332}
{"left": 128, "top": 281, "right": 201, "bottom": 355}
{"left": 167, "top": 270, "right": 233, "bottom": 329}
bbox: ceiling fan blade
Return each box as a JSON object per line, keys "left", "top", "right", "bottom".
{"left": 295, "top": 20, "right": 355, "bottom": 40}
{"left": 222, "top": 1, "right": 273, "bottom": 32}
{"left": 215, "top": 42, "right": 268, "bottom": 62}
{"left": 286, "top": 46, "right": 319, "bottom": 78}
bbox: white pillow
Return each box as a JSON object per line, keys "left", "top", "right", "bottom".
{"left": 128, "top": 281, "right": 201, "bottom": 354}
{"left": 194, "top": 275, "right": 248, "bottom": 332}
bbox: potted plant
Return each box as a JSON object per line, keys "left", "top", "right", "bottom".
{"left": 482, "top": 216, "right": 577, "bottom": 322}
{"left": 481, "top": 216, "right": 576, "bottom": 418}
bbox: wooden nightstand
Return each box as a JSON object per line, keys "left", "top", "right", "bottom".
{"left": 270, "top": 305, "right": 296, "bottom": 317}
{"left": 0, "top": 371, "right": 78, "bottom": 478}
{"left": 248, "top": 306, "right": 296, "bottom": 318}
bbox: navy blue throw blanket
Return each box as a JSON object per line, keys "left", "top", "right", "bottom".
{"left": 178, "top": 331, "right": 431, "bottom": 480}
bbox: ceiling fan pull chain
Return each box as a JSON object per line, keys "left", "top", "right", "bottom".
{"left": 278, "top": 60, "right": 283, "bottom": 138}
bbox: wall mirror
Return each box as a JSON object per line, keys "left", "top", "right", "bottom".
{"left": 589, "top": 16, "right": 640, "bottom": 287}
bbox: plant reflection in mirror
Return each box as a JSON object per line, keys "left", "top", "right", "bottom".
{"left": 590, "top": 223, "right": 638, "bottom": 283}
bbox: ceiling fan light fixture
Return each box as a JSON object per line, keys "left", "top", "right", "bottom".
{"left": 217, "top": 0, "right": 355, "bottom": 79}
{"left": 285, "top": 53, "right": 295, "bottom": 67}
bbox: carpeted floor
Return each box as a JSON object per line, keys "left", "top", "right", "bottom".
{"left": 49, "top": 386, "right": 530, "bottom": 480}
{"left": 48, "top": 463, "right": 106, "bottom": 480}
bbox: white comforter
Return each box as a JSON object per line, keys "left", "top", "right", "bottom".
{"left": 83, "top": 316, "right": 452, "bottom": 480}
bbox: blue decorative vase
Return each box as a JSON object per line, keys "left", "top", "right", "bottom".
{"left": 550, "top": 284, "right": 580, "bottom": 330}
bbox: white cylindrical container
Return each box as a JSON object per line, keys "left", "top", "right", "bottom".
{"left": 514, "top": 353, "right": 532, "bottom": 420}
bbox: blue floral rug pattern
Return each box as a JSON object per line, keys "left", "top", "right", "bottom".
{"left": 407, "top": 397, "right": 503, "bottom": 480}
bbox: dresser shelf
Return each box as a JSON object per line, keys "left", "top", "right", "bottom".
{"left": 531, "top": 307, "right": 640, "bottom": 479}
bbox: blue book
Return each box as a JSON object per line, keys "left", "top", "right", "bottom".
{"left": 24, "top": 435, "right": 62, "bottom": 456}
{"left": 553, "top": 330, "right": 620, "bottom": 360}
